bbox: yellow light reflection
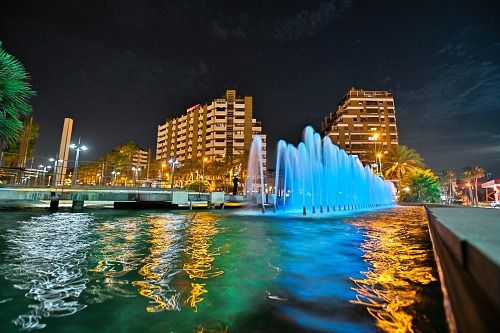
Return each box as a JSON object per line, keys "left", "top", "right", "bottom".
{"left": 88, "top": 219, "right": 142, "bottom": 302}
{"left": 132, "top": 215, "right": 183, "bottom": 312}
{"left": 183, "top": 212, "right": 223, "bottom": 312}
{"left": 349, "top": 206, "right": 438, "bottom": 333}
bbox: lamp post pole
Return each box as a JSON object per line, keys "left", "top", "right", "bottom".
{"left": 199, "top": 157, "right": 208, "bottom": 194}
{"left": 111, "top": 170, "right": 120, "bottom": 186}
{"left": 70, "top": 138, "right": 88, "bottom": 186}
{"left": 376, "top": 153, "right": 382, "bottom": 177}
{"left": 369, "top": 130, "right": 380, "bottom": 175}
{"left": 169, "top": 157, "right": 179, "bottom": 201}
{"left": 132, "top": 167, "right": 141, "bottom": 187}
{"left": 49, "top": 156, "right": 63, "bottom": 187}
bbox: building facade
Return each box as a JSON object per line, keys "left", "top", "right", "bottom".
{"left": 132, "top": 148, "right": 149, "bottom": 168}
{"left": 321, "top": 88, "right": 398, "bottom": 165}
{"left": 156, "top": 89, "right": 266, "bottom": 168}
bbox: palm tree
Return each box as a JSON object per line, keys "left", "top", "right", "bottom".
{"left": 462, "top": 167, "right": 475, "bottom": 205}
{"left": 443, "top": 170, "right": 456, "bottom": 204}
{"left": 470, "top": 166, "right": 485, "bottom": 205}
{"left": 382, "top": 145, "right": 425, "bottom": 181}
{"left": 0, "top": 42, "right": 35, "bottom": 148}
{"left": 400, "top": 168, "right": 441, "bottom": 203}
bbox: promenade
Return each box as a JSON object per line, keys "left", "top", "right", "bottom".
{"left": 426, "top": 206, "right": 499, "bottom": 333}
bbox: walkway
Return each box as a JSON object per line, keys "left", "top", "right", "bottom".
{"left": 426, "top": 206, "right": 499, "bottom": 333}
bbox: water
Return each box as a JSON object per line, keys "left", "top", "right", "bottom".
{"left": 0, "top": 206, "right": 447, "bottom": 332}
{"left": 247, "top": 127, "right": 395, "bottom": 213}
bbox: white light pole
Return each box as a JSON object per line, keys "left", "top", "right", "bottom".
{"left": 168, "top": 157, "right": 180, "bottom": 198}
{"left": 38, "top": 164, "right": 50, "bottom": 186}
{"left": 70, "top": 138, "right": 88, "bottom": 186}
{"left": 49, "top": 157, "right": 64, "bottom": 186}
{"left": 132, "top": 167, "right": 141, "bottom": 187}
{"left": 200, "top": 156, "right": 208, "bottom": 193}
{"left": 376, "top": 153, "right": 382, "bottom": 177}
{"left": 111, "top": 170, "right": 120, "bottom": 186}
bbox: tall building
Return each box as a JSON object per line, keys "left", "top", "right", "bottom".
{"left": 55, "top": 117, "right": 73, "bottom": 185}
{"left": 156, "top": 89, "right": 266, "bottom": 168}
{"left": 321, "top": 88, "right": 398, "bottom": 165}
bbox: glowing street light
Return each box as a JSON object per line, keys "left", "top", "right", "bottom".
{"left": 168, "top": 157, "right": 180, "bottom": 191}
{"left": 376, "top": 153, "right": 382, "bottom": 176}
{"left": 200, "top": 156, "right": 208, "bottom": 193}
{"left": 69, "top": 138, "right": 88, "bottom": 186}
{"left": 49, "top": 156, "right": 63, "bottom": 186}
{"left": 111, "top": 170, "right": 120, "bottom": 186}
{"left": 132, "top": 167, "right": 142, "bottom": 187}
{"left": 38, "top": 164, "right": 51, "bottom": 186}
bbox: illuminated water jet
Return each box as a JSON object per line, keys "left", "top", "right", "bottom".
{"left": 247, "top": 126, "right": 395, "bottom": 214}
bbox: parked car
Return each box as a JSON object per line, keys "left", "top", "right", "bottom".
{"left": 491, "top": 201, "right": 500, "bottom": 208}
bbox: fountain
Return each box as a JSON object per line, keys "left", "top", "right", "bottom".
{"left": 246, "top": 135, "right": 266, "bottom": 213}
{"left": 247, "top": 126, "right": 395, "bottom": 214}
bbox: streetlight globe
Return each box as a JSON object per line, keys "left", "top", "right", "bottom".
{"left": 81, "top": 145, "right": 88, "bottom": 151}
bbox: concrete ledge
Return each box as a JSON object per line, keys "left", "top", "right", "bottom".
{"left": 425, "top": 206, "right": 499, "bottom": 333}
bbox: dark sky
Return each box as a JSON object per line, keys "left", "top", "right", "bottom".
{"left": 1, "top": 0, "right": 499, "bottom": 176}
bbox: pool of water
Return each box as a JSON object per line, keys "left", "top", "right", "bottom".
{"left": 0, "top": 206, "right": 447, "bottom": 332}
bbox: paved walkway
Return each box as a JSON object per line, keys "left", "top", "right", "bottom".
{"left": 427, "top": 206, "right": 500, "bottom": 266}
{"left": 425, "top": 206, "right": 500, "bottom": 333}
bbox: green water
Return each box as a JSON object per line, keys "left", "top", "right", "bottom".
{"left": 0, "top": 206, "right": 447, "bottom": 332}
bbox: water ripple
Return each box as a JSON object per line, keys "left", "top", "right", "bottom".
{"left": 0, "top": 213, "right": 93, "bottom": 330}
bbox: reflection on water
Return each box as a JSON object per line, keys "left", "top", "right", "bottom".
{"left": 183, "top": 212, "right": 223, "bottom": 312}
{"left": 349, "top": 206, "right": 445, "bottom": 333}
{"left": 87, "top": 216, "right": 144, "bottom": 302}
{"left": 132, "top": 214, "right": 185, "bottom": 312}
{"left": 0, "top": 213, "right": 92, "bottom": 330}
{"left": 0, "top": 208, "right": 447, "bottom": 332}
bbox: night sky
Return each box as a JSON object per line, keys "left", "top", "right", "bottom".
{"left": 1, "top": 0, "right": 499, "bottom": 175}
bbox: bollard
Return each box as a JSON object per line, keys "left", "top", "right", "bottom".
{"left": 50, "top": 192, "right": 59, "bottom": 211}
{"left": 72, "top": 200, "right": 84, "bottom": 211}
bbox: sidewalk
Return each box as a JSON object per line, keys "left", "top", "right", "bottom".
{"left": 425, "top": 206, "right": 499, "bottom": 333}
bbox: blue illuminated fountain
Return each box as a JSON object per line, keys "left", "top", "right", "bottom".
{"left": 247, "top": 126, "right": 395, "bottom": 215}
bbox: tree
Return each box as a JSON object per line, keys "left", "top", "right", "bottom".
{"left": 463, "top": 166, "right": 485, "bottom": 205}
{"left": 399, "top": 168, "right": 441, "bottom": 203}
{"left": 0, "top": 42, "right": 35, "bottom": 148}
{"left": 382, "top": 145, "right": 425, "bottom": 181}
{"left": 443, "top": 170, "right": 456, "bottom": 204}
{"left": 1, "top": 119, "right": 39, "bottom": 167}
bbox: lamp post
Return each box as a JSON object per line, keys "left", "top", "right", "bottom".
{"left": 69, "top": 138, "right": 88, "bottom": 186}
{"left": 38, "top": 164, "right": 51, "bottom": 186}
{"left": 49, "top": 157, "right": 63, "bottom": 186}
{"left": 132, "top": 167, "right": 141, "bottom": 187}
{"left": 199, "top": 156, "right": 208, "bottom": 193}
{"left": 168, "top": 157, "right": 180, "bottom": 200}
{"left": 376, "top": 153, "right": 382, "bottom": 176}
{"left": 369, "top": 129, "right": 381, "bottom": 175}
{"left": 111, "top": 170, "right": 120, "bottom": 186}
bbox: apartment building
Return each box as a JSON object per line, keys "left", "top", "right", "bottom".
{"left": 321, "top": 87, "right": 399, "bottom": 164}
{"left": 132, "top": 149, "right": 149, "bottom": 168}
{"left": 156, "top": 89, "right": 266, "bottom": 168}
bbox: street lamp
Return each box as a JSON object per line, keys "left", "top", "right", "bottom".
{"left": 111, "top": 170, "right": 120, "bottom": 186}
{"left": 168, "top": 157, "right": 180, "bottom": 191}
{"left": 49, "top": 157, "right": 63, "bottom": 186}
{"left": 376, "top": 153, "right": 382, "bottom": 176}
{"left": 132, "top": 167, "right": 141, "bottom": 186}
{"left": 38, "top": 164, "right": 51, "bottom": 186}
{"left": 199, "top": 156, "right": 208, "bottom": 193}
{"left": 70, "top": 138, "right": 88, "bottom": 186}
